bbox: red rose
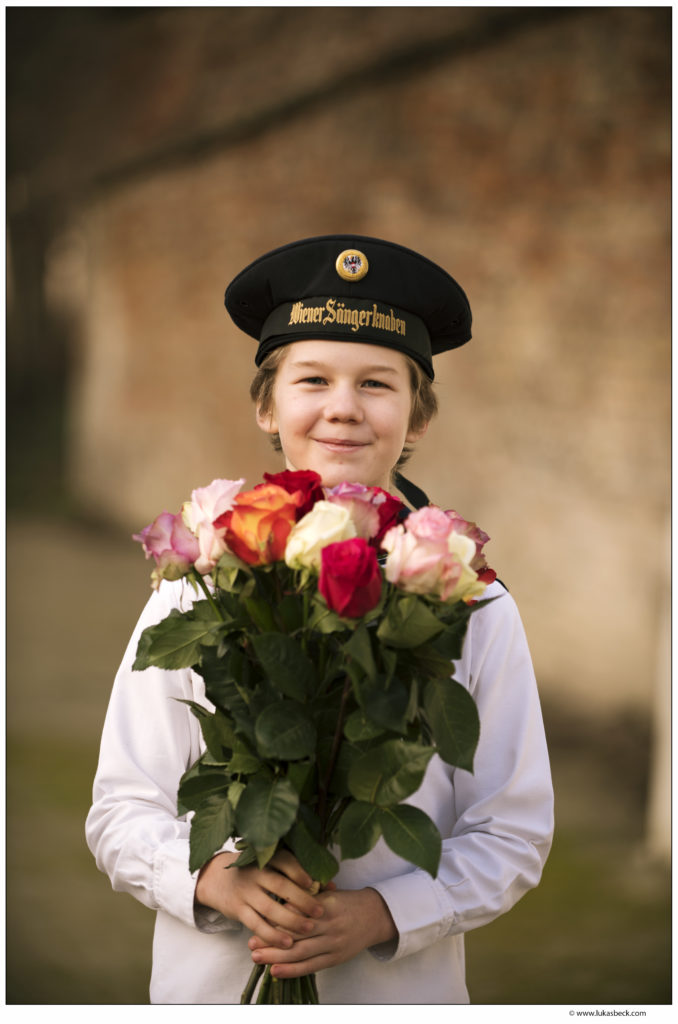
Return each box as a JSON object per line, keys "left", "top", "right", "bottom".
{"left": 215, "top": 483, "right": 304, "bottom": 565}
{"left": 263, "top": 470, "right": 324, "bottom": 518}
{"left": 371, "top": 488, "right": 407, "bottom": 546}
{"left": 318, "top": 538, "right": 383, "bottom": 618}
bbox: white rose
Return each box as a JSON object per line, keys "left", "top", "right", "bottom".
{"left": 284, "top": 501, "right": 357, "bottom": 572}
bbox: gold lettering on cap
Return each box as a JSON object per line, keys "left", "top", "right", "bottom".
{"left": 288, "top": 299, "right": 405, "bottom": 336}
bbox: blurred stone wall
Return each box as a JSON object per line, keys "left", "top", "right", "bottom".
{"left": 8, "top": 7, "right": 670, "bottom": 714}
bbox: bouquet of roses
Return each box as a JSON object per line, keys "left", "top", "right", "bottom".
{"left": 132, "top": 470, "right": 496, "bottom": 1004}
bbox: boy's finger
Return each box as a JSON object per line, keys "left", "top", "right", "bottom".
{"left": 269, "top": 850, "right": 314, "bottom": 890}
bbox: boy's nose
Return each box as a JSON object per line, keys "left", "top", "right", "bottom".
{"left": 324, "top": 384, "right": 363, "bottom": 422}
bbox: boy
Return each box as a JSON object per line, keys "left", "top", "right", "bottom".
{"left": 86, "top": 235, "right": 553, "bottom": 1003}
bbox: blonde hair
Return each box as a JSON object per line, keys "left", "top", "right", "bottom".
{"left": 250, "top": 345, "right": 438, "bottom": 470}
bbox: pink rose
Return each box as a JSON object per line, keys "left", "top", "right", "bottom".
{"left": 382, "top": 506, "right": 489, "bottom": 603}
{"left": 318, "top": 538, "right": 383, "bottom": 618}
{"left": 325, "top": 483, "right": 405, "bottom": 545}
{"left": 182, "top": 478, "right": 245, "bottom": 574}
{"left": 133, "top": 511, "right": 200, "bottom": 590}
{"left": 405, "top": 506, "right": 456, "bottom": 544}
{"left": 381, "top": 526, "right": 450, "bottom": 595}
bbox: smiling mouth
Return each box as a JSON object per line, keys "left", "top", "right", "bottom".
{"left": 315, "top": 438, "right": 369, "bottom": 452}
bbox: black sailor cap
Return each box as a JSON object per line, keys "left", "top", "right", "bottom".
{"left": 224, "top": 234, "right": 472, "bottom": 379}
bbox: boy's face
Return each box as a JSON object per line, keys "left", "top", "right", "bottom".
{"left": 257, "top": 340, "right": 427, "bottom": 492}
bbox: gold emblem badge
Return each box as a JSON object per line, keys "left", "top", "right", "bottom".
{"left": 335, "top": 249, "right": 369, "bottom": 282}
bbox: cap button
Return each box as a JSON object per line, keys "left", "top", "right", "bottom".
{"left": 335, "top": 248, "right": 369, "bottom": 281}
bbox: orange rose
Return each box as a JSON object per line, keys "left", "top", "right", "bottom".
{"left": 214, "top": 483, "right": 304, "bottom": 566}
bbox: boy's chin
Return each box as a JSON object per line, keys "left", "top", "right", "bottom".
{"left": 282, "top": 456, "right": 392, "bottom": 492}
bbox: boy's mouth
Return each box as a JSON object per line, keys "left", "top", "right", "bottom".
{"left": 315, "top": 438, "right": 369, "bottom": 452}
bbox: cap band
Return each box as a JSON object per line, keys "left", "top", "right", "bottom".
{"left": 258, "top": 295, "right": 433, "bottom": 375}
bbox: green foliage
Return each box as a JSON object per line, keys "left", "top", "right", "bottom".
{"left": 188, "top": 795, "right": 234, "bottom": 873}
{"left": 376, "top": 593, "right": 445, "bottom": 648}
{"left": 234, "top": 777, "right": 299, "bottom": 852}
{"left": 424, "top": 676, "right": 481, "bottom": 773}
{"left": 286, "top": 819, "right": 339, "bottom": 885}
{"left": 250, "top": 633, "right": 316, "bottom": 700}
{"left": 132, "top": 559, "right": 484, "bottom": 883}
{"left": 336, "top": 801, "right": 383, "bottom": 859}
{"left": 379, "top": 804, "right": 442, "bottom": 877}
{"left": 254, "top": 701, "right": 317, "bottom": 760}
{"left": 132, "top": 605, "right": 220, "bottom": 670}
{"left": 348, "top": 740, "right": 434, "bottom": 805}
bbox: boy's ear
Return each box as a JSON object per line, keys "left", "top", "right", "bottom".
{"left": 405, "top": 420, "right": 429, "bottom": 444}
{"left": 256, "top": 405, "right": 278, "bottom": 434}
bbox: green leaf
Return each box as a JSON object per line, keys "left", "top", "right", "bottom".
{"left": 376, "top": 594, "right": 445, "bottom": 649}
{"left": 326, "top": 738, "right": 364, "bottom": 797}
{"left": 202, "top": 709, "right": 237, "bottom": 759}
{"left": 177, "top": 770, "right": 229, "bottom": 814}
{"left": 286, "top": 760, "right": 315, "bottom": 800}
{"left": 132, "top": 607, "right": 218, "bottom": 671}
{"left": 408, "top": 642, "right": 459, "bottom": 680}
{"left": 228, "top": 740, "right": 262, "bottom": 775}
{"left": 227, "top": 780, "right": 245, "bottom": 808}
{"left": 361, "top": 677, "right": 410, "bottom": 734}
{"left": 285, "top": 819, "right": 339, "bottom": 885}
{"left": 229, "top": 841, "right": 257, "bottom": 869}
{"left": 378, "top": 645, "right": 398, "bottom": 686}
{"left": 306, "top": 598, "right": 349, "bottom": 634}
{"left": 213, "top": 550, "right": 252, "bottom": 591}
{"left": 254, "top": 701, "right": 317, "bottom": 761}
{"left": 176, "top": 701, "right": 237, "bottom": 762}
{"left": 344, "top": 623, "right": 377, "bottom": 681}
{"left": 243, "top": 596, "right": 277, "bottom": 634}
{"left": 348, "top": 739, "right": 434, "bottom": 806}
{"left": 198, "top": 646, "right": 252, "bottom": 721}
{"left": 343, "top": 708, "right": 385, "bottom": 742}
{"left": 424, "top": 677, "right": 480, "bottom": 772}
{"left": 188, "top": 795, "right": 234, "bottom": 873}
{"left": 336, "top": 800, "right": 383, "bottom": 860}
{"left": 253, "top": 842, "right": 279, "bottom": 869}
{"left": 431, "top": 604, "right": 477, "bottom": 661}
{"left": 250, "top": 633, "right": 316, "bottom": 701}
{"left": 379, "top": 804, "right": 442, "bottom": 877}
{"left": 234, "top": 777, "right": 299, "bottom": 849}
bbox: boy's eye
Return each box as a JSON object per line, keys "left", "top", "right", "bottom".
{"left": 363, "top": 379, "right": 389, "bottom": 389}
{"left": 299, "top": 376, "right": 327, "bottom": 385}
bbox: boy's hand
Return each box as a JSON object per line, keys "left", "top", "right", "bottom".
{"left": 247, "top": 886, "right": 397, "bottom": 976}
{"left": 195, "top": 848, "right": 325, "bottom": 949}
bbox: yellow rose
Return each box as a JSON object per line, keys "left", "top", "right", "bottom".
{"left": 284, "top": 501, "right": 357, "bottom": 572}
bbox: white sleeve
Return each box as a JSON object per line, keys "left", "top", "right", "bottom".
{"left": 85, "top": 580, "right": 240, "bottom": 933}
{"left": 370, "top": 585, "right": 554, "bottom": 961}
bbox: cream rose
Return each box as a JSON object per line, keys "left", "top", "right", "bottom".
{"left": 439, "top": 532, "right": 485, "bottom": 603}
{"left": 284, "top": 501, "right": 357, "bottom": 572}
